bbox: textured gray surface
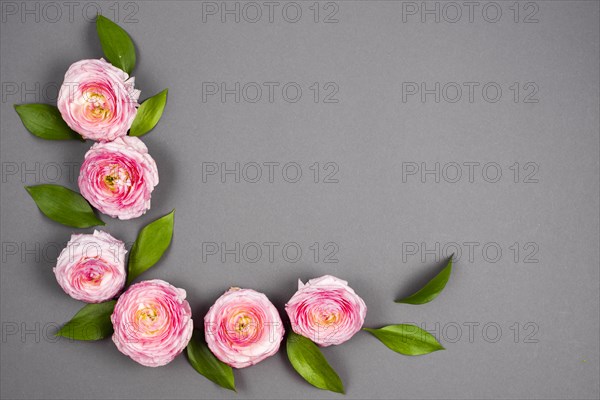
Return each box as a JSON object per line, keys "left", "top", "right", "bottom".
{"left": 1, "top": 1, "right": 599, "bottom": 399}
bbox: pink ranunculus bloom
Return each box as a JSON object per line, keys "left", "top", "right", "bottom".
{"left": 54, "top": 230, "right": 126, "bottom": 303}
{"left": 78, "top": 135, "right": 159, "bottom": 220}
{"left": 204, "top": 288, "right": 284, "bottom": 368}
{"left": 285, "top": 275, "right": 367, "bottom": 347}
{"left": 57, "top": 59, "right": 140, "bottom": 142}
{"left": 111, "top": 280, "right": 193, "bottom": 367}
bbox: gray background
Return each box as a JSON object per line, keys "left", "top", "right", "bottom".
{"left": 1, "top": 0, "right": 599, "bottom": 399}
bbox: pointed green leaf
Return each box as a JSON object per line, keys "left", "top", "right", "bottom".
{"left": 127, "top": 209, "right": 175, "bottom": 284}
{"left": 396, "top": 256, "right": 453, "bottom": 304}
{"left": 96, "top": 15, "right": 136, "bottom": 74}
{"left": 25, "top": 184, "right": 104, "bottom": 228}
{"left": 130, "top": 89, "right": 168, "bottom": 137}
{"left": 364, "top": 324, "right": 444, "bottom": 356}
{"left": 286, "top": 331, "right": 344, "bottom": 394}
{"left": 56, "top": 301, "right": 116, "bottom": 341}
{"left": 187, "top": 330, "right": 236, "bottom": 391}
{"left": 14, "top": 104, "right": 82, "bottom": 141}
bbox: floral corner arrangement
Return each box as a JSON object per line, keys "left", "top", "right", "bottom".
{"left": 14, "top": 16, "right": 457, "bottom": 395}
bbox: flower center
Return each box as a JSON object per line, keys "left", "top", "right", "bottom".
{"left": 86, "top": 270, "right": 102, "bottom": 285}
{"left": 139, "top": 307, "right": 158, "bottom": 322}
{"left": 135, "top": 305, "right": 167, "bottom": 336}
{"left": 226, "top": 309, "right": 262, "bottom": 344}
{"left": 76, "top": 259, "right": 109, "bottom": 288}
{"left": 103, "top": 164, "right": 131, "bottom": 191}
{"left": 85, "top": 91, "right": 111, "bottom": 120}
{"left": 313, "top": 308, "right": 340, "bottom": 327}
{"left": 235, "top": 315, "right": 252, "bottom": 332}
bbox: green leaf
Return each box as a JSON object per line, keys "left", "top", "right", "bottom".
{"left": 187, "top": 330, "right": 236, "bottom": 391}
{"left": 286, "top": 331, "right": 344, "bottom": 394}
{"left": 127, "top": 209, "right": 175, "bottom": 284}
{"left": 396, "top": 255, "right": 453, "bottom": 304}
{"left": 96, "top": 15, "right": 136, "bottom": 74}
{"left": 56, "top": 301, "right": 116, "bottom": 341}
{"left": 14, "top": 104, "right": 82, "bottom": 141}
{"left": 25, "top": 184, "right": 104, "bottom": 228}
{"left": 130, "top": 89, "right": 168, "bottom": 137}
{"left": 364, "top": 324, "right": 444, "bottom": 356}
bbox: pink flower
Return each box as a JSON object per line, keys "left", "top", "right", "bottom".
{"left": 285, "top": 275, "right": 367, "bottom": 347}
{"left": 78, "top": 136, "right": 159, "bottom": 220}
{"left": 57, "top": 59, "right": 140, "bottom": 141}
{"left": 204, "top": 288, "right": 284, "bottom": 368}
{"left": 111, "top": 280, "right": 193, "bottom": 367}
{"left": 54, "top": 230, "right": 126, "bottom": 303}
